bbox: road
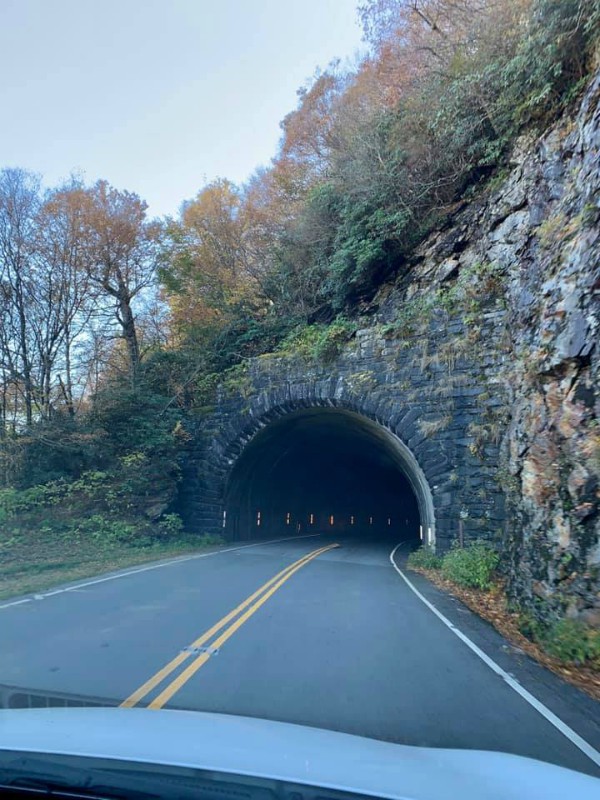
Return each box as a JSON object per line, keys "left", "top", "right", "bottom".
{"left": 1, "top": 535, "right": 599, "bottom": 777}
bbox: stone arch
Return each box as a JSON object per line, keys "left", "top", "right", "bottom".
{"left": 203, "top": 386, "right": 445, "bottom": 546}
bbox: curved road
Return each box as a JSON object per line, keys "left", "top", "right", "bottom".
{"left": 1, "top": 535, "right": 599, "bottom": 777}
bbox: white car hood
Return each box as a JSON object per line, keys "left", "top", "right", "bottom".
{"left": 0, "top": 707, "right": 598, "bottom": 800}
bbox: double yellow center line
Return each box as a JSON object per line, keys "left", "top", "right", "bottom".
{"left": 121, "top": 542, "right": 338, "bottom": 709}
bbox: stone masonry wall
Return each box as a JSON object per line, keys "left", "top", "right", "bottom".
{"left": 180, "top": 303, "right": 509, "bottom": 552}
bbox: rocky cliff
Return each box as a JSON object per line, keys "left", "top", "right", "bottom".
{"left": 375, "top": 65, "right": 600, "bottom": 622}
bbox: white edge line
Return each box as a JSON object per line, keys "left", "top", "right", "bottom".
{"left": 390, "top": 542, "right": 600, "bottom": 769}
{"left": 0, "top": 534, "right": 322, "bottom": 611}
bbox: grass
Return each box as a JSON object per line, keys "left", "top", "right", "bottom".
{"left": 0, "top": 532, "right": 223, "bottom": 601}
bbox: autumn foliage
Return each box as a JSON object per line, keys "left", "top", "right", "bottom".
{"left": 163, "top": 0, "right": 598, "bottom": 326}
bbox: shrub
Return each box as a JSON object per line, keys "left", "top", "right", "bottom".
{"left": 407, "top": 546, "right": 442, "bottom": 570}
{"left": 105, "top": 520, "right": 141, "bottom": 545}
{"left": 540, "top": 618, "right": 600, "bottom": 666}
{"left": 0, "top": 485, "right": 51, "bottom": 515}
{"left": 313, "top": 318, "right": 357, "bottom": 363}
{"left": 219, "top": 362, "right": 252, "bottom": 398}
{"left": 441, "top": 542, "right": 499, "bottom": 590}
{"left": 517, "top": 611, "right": 547, "bottom": 643}
{"left": 74, "top": 515, "right": 142, "bottom": 546}
{"left": 158, "top": 513, "right": 184, "bottom": 538}
{"left": 277, "top": 318, "right": 357, "bottom": 363}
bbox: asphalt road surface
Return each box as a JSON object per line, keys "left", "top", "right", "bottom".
{"left": 1, "top": 534, "right": 600, "bottom": 777}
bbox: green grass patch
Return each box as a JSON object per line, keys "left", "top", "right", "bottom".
{"left": 0, "top": 514, "right": 223, "bottom": 598}
{"left": 0, "top": 476, "right": 230, "bottom": 600}
{"left": 0, "top": 533, "right": 225, "bottom": 601}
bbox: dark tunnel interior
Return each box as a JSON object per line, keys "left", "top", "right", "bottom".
{"left": 224, "top": 408, "right": 423, "bottom": 543}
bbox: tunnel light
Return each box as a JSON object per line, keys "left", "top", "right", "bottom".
{"left": 420, "top": 525, "right": 423, "bottom": 541}
{"left": 350, "top": 516, "right": 354, "bottom": 525}
{"left": 329, "top": 515, "right": 334, "bottom": 526}
{"left": 369, "top": 516, "right": 373, "bottom": 525}
{"left": 388, "top": 517, "right": 391, "bottom": 526}
{"left": 286, "top": 512, "right": 291, "bottom": 525}
{"left": 222, "top": 510, "right": 227, "bottom": 529}
{"left": 257, "top": 511, "right": 261, "bottom": 527}
{"left": 427, "top": 527, "right": 432, "bottom": 544}
{"left": 309, "top": 513, "right": 314, "bottom": 525}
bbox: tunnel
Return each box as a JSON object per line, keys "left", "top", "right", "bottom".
{"left": 223, "top": 408, "right": 434, "bottom": 545}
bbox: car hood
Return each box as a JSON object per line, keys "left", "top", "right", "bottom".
{"left": 0, "top": 707, "right": 598, "bottom": 800}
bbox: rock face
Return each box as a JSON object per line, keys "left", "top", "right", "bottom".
{"left": 500, "top": 72, "right": 600, "bottom": 622}
{"left": 182, "top": 68, "right": 600, "bottom": 625}
{"left": 379, "top": 67, "right": 600, "bottom": 622}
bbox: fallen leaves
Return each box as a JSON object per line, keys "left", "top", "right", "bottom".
{"left": 411, "top": 566, "right": 600, "bottom": 702}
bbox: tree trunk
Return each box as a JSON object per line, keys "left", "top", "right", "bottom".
{"left": 63, "top": 331, "right": 75, "bottom": 416}
{"left": 118, "top": 291, "right": 140, "bottom": 386}
{"left": 15, "top": 275, "right": 33, "bottom": 425}
{"left": 43, "top": 355, "right": 52, "bottom": 419}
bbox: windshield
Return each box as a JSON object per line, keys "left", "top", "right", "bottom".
{"left": 1, "top": 0, "right": 600, "bottom": 796}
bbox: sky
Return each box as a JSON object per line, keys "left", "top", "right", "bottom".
{"left": 0, "top": 0, "right": 364, "bottom": 218}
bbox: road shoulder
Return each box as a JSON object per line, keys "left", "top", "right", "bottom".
{"left": 391, "top": 543, "right": 600, "bottom": 758}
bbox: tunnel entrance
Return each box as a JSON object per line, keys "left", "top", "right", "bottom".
{"left": 223, "top": 408, "right": 434, "bottom": 545}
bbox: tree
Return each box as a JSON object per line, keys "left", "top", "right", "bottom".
{"left": 31, "top": 180, "right": 96, "bottom": 417}
{"left": 276, "top": 68, "right": 347, "bottom": 196}
{"left": 161, "top": 179, "right": 261, "bottom": 343}
{"left": 79, "top": 180, "right": 161, "bottom": 386}
{"left": 0, "top": 169, "right": 40, "bottom": 425}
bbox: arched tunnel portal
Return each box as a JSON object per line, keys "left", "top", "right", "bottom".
{"left": 223, "top": 408, "right": 435, "bottom": 545}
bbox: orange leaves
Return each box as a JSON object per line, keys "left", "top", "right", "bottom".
{"left": 161, "top": 0, "right": 543, "bottom": 331}
{"left": 358, "top": 1, "right": 532, "bottom": 102}
{"left": 162, "top": 179, "right": 262, "bottom": 342}
{"left": 277, "top": 70, "right": 347, "bottom": 195}
{"left": 179, "top": 179, "right": 250, "bottom": 296}
{"left": 81, "top": 180, "right": 157, "bottom": 277}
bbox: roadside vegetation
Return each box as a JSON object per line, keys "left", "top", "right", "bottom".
{"left": 0, "top": 477, "right": 224, "bottom": 600}
{"left": 407, "top": 542, "right": 600, "bottom": 698}
{"left": 408, "top": 541, "right": 499, "bottom": 590}
{"left": 0, "top": 2, "right": 598, "bottom": 594}
{"left": 0, "top": 534, "right": 224, "bottom": 603}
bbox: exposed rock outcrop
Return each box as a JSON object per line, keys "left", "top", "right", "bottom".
{"left": 375, "top": 67, "right": 600, "bottom": 622}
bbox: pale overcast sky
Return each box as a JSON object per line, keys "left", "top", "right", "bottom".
{"left": 0, "top": 0, "right": 364, "bottom": 217}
